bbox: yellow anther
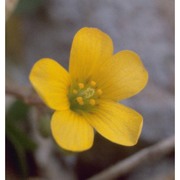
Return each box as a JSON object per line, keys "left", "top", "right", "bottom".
{"left": 89, "top": 99, "right": 96, "bottom": 106}
{"left": 97, "top": 89, "right": 103, "bottom": 95}
{"left": 90, "top": 80, "right": 96, "bottom": 87}
{"left": 78, "top": 83, "right": 85, "bottom": 89}
{"left": 76, "top": 97, "right": 84, "bottom": 105}
{"left": 72, "top": 89, "right": 78, "bottom": 94}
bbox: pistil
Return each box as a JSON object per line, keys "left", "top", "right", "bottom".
{"left": 69, "top": 80, "right": 103, "bottom": 112}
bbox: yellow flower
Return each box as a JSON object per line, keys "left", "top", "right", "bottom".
{"left": 29, "top": 27, "right": 148, "bottom": 152}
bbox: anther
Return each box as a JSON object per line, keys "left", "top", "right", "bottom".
{"left": 89, "top": 99, "right": 96, "bottom": 106}
{"left": 90, "top": 80, "right": 96, "bottom": 87}
{"left": 97, "top": 89, "right": 103, "bottom": 95}
{"left": 78, "top": 83, "right": 85, "bottom": 89}
{"left": 76, "top": 97, "right": 84, "bottom": 105}
{"left": 72, "top": 89, "right": 78, "bottom": 94}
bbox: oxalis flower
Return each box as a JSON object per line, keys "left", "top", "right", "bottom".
{"left": 29, "top": 27, "right": 148, "bottom": 152}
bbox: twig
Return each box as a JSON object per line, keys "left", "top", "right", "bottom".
{"left": 88, "top": 136, "right": 174, "bottom": 180}
{"left": 6, "top": 85, "right": 44, "bottom": 106}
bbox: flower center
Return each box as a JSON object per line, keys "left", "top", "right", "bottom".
{"left": 68, "top": 80, "right": 103, "bottom": 113}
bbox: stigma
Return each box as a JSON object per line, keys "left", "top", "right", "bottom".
{"left": 69, "top": 80, "right": 103, "bottom": 112}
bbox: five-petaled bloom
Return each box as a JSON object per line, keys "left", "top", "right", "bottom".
{"left": 29, "top": 27, "right": 148, "bottom": 152}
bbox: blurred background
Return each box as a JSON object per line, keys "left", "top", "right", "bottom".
{"left": 6, "top": 0, "right": 174, "bottom": 179}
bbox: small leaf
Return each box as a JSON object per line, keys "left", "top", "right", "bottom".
{"left": 6, "top": 129, "right": 28, "bottom": 177}
{"left": 6, "top": 122, "right": 37, "bottom": 151}
{"left": 38, "top": 114, "right": 51, "bottom": 138}
{"left": 6, "top": 100, "right": 29, "bottom": 123}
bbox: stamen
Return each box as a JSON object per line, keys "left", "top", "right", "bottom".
{"left": 89, "top": 99, "right": 96, "bottom": 106}
{"left": 76, "top": 97, "right": 84, "bottom": 105}
{"left": 78, "top": 83, "right": 85, "bottom": 89}
{"left": 72, "top": 89, "right": 78, "bottom": 94}
{"left": 97, "top": 89, "right": 103, "bottom": 95}
{"left": 90, "top": 80, "right": 96, "bottom": 87}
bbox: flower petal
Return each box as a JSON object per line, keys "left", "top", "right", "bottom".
{"left": 86, "top": 101, "right": 143, "bottom": 146}
{"left": 69, "top": 27, "right": 113, "bottom": 82}
{"left": 93, "top": 50, "right": 148, "bottom": 101}
{"left": 29, "top": 58, "right": 71, "bottom": 110}
{"left": 51, "top": 110, "right": 94, "bottom": 151}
